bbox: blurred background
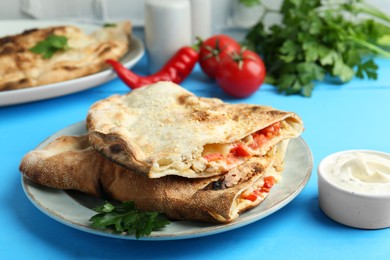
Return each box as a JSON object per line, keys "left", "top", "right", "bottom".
{"left": 2, "top": 0, "right": 388, "bottom": 40}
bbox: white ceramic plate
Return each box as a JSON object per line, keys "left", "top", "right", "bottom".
{"left": 0, "top": 20, "right": 144, "bottom": 106}
{"left": 22, "top": 121, "right": 313, "bottom": 241}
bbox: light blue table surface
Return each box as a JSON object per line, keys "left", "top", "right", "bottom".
{"left": 1, "top": 51, "right": 390, "bottom": 259}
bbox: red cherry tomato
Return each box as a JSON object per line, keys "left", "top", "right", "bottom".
{"left": 199, "top": 35, "right": 241, "bottom": 78}
{"left": 215, "top": 50, "right": 266, "bottom": 98}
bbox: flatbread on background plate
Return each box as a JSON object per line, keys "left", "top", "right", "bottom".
{"left": 20, "top": 135, "right": 289, "bottom": 223}
{"left": 0, "top": 21, "right": 131, "bottom": 91}
{"left": 87, "top": 81, "right": 304, "bottom": 179}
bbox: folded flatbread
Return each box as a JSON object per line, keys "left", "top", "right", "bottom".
{"left": 87, "top": 82, "right": 303, "bottom": 178}
{"left": 0, "top": 21, "right": 131, "bottom": 91}
{"left": 19, "top": 135, "right": 288, "bottom": 223}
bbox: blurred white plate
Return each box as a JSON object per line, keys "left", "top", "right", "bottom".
{"left": 22, "top": 121, "right": 313, "bottom": 241}
{"left": 0, "top": 20, "right": 144, "bottom": 106}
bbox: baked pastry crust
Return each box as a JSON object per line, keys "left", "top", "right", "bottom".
{"left": 19, "top": 135, "right": 287, "bottom": 223}
{"left": 87, "top": 82, "right": 303, "bottom": 178}
{"left": 0, "top": 21, "right": 131, "bottom": 91}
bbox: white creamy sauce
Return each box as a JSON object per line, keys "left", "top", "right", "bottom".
{"left": 326, "top": 152, "right": 390, "bottom": 194}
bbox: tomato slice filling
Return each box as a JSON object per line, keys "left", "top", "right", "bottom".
{"left": 204, "top": 144, "right": 252, "bottom": 166}
{"left": 203, "top": 122, "right": 281, "bottom": 162}
{"left": 229, "top": 143, "right": 251, "bottom": 157}
{"left": 249, "top": 122, "right": 281, "bottom": 149}
{"left": 203, "top": 153, "right": 225, "bottom": 162}
{"left": 242, "top": 176, "right": 276, "bottom": 202}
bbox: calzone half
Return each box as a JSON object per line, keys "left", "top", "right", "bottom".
{"left": 87, "top": 82, "right": 303, "bottom": 178}
{"left": 19, "top": 135, "right": 288, "bottom": 223}
{"left": 0, "top": 21, "right": 131, "bottom": 91}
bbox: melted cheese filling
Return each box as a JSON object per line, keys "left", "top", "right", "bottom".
{"left": 192, "top": 122, "right": 282, "bottom": 175}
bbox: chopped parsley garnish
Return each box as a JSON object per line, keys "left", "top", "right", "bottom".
{"left": 103, "top": 23, "right": 117, "bottom": 28}
{"left": 89, "top": 201, "right": 171, "bottom": 239}
{"left": 29, "top": 34, "right": 70, "bottom": 59}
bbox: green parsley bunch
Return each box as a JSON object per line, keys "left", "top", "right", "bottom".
{"left": 241, "top": 0, "right": 390, "bottom": 96}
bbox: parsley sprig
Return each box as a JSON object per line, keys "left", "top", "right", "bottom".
{"left": 241, "top": 0, "right": 390, "bottom": 96}
{"left": 29, "top": 34, "right": 70, "bottom": 59}
{"left": 89, "top": 201, "right": 171, "bottom": 239}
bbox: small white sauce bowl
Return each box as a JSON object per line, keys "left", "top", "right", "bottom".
{"left": 318, "top": 150, "right": 390, "bottom": 229}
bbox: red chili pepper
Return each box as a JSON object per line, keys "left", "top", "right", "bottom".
{"left": 106, "top": 46, "right": 199, "bottom": 89}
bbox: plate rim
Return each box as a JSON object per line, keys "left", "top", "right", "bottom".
{"left": 21, "top": 121, "right": 313, "bottom": 241}
{"left": 0, "top": 20, "right": 144, "bottom": 106}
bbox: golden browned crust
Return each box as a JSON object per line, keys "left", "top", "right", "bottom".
{"left": 19, "top": 135, "right": 282, "bottom": 223}
{"left": 0, "top": 21, "right": 131, "bottom": 91}
{"left": 87, "top": 82, "right": 304, "bottom": 178}
{"left": 19, "top": 135, "right": 104, "bottom": 196}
